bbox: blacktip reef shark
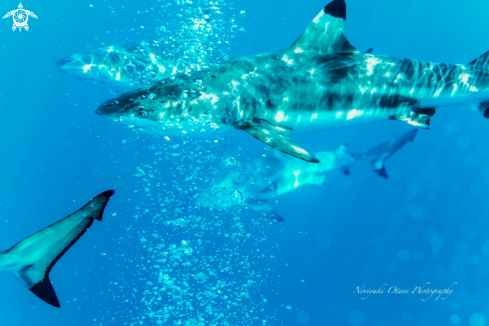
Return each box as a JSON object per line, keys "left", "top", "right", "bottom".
{"left": 56, "top": 41, "right": 230, "bottom": 92}
{"left": 95, "top": 0, "right": 489, "bottom": 163}
{"left": 0, "top": 190, "right": 115, "bottom": 307}
{"left": 56, "top": 41, "right": 176, "bottom": 92}
{"left": 197, "top": 129, "right": 417, "bottom": 218}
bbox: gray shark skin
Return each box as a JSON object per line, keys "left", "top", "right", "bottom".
{"left": 197, "top": 129, "right": 417, "bottom": 218}
{"left": 95, "top": 0, "right": 489, "bottom": 162}
{"left": 0, "top": 190, "right": 115, "bottom": 307}
{"left": 56, "top": 41, "right": 230, "bottom": 92}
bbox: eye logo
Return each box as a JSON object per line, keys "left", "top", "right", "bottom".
{"left": 3, "top": 3, "right": 38, "bottom": 32}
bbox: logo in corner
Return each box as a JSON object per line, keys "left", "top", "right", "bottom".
{"left": 3, "top": 3, "right": 37, "bottom": 32}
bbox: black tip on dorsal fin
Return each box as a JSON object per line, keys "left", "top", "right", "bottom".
{"left": 324, "top": 0, "right": 346, "bottom": 20}
{"left": 29, "top": 274, "right": 60, "bottom": 308}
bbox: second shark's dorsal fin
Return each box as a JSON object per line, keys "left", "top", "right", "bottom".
{"left": 289, "top": 0, "right": 358, "bottom": 54}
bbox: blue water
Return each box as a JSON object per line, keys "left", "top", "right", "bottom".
{"left": 1, "top": 0, "right": 489, "bottom": 325}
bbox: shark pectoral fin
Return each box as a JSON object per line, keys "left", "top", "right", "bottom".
{"left": 3, "top": 190, "right": 115, "bottom": 307}
{"left": 239, "top": 119, "right": 319, "bottom": 163}
{"left": 392, "top": 108, "right": 436, "bottom": 129}
{"left": 289, "top": 0, "right": 358, "bottom": 54}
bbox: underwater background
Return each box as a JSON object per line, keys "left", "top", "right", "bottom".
{"left": 2, "top": 0, "right": 489, "bottom": 325}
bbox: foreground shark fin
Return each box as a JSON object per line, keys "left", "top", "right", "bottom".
{"left": 289, "top": 0, "right": 358, "bottom": 54}
{"left": 29, "top": 275, "right": 58, "bottom": 307}
{"left": 355, "top": 129, "right": 418, "bottom": 179}
{"left": 239, "top": 119, "right": 319, "bottom": 163}
{"left": 2, "top": 190, "right": 115, "bottom": 307}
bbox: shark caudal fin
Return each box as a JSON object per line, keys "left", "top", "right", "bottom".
{"left": 289, "top": 0, "right": 359, "bottom": 54}
{"left": 0, "top": 190, "right": 115, "bottom": 307}
{"left": 355, "top": 129, "right": 418, "bottom": 178}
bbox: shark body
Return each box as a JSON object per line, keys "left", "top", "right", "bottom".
{"left": 56, "top": 41, "right": 230, "bottom": 92}
{"left": 197, "top": 130, "right": 417, "bottom": 217}
{"left": 56, "top": 3, "right": 231, "bottom": 92}
{"left": 96, "top": 0, "right": 489, "bottom": 162}
{"left": 0, "top": 190, "right": 115, "bottom": 307}
{"left": 56, "top": 41, "right": 183, "bottom": 92}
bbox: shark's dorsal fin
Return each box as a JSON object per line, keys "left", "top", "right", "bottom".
{"left": 2, "top": 190, "right": 115, "bottom": 307}
{"left": 289, "top": 0, "right": 358, "bottom": 54}
{"left": 239, "top": 119, "right": 319, "bottom": 163}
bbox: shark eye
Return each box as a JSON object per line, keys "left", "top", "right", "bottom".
{"left": 137, "top": 110, "right": 148, "bottom": 118}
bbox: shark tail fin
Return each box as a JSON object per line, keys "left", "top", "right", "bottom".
{"left": 289, "top": 0, "right": 359, "bottom": 54}
{"left": 29, "top": 275, "right": 59, "bottom": 307}
{"left": 3, "top": 190, "right": 115, "bottom": 308}
{"left": 355, "top": 129, "right": 418, "bottom": 179}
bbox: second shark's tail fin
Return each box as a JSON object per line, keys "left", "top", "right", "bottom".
{"left": 354, "top": 129, "right": 418, "bottom": 178}
{"left": 0, "top": 190, "right": 115, "bottom": 307}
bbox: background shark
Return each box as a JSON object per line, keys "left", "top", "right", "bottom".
{"left": 56, "top": 41, "right": 231, "bottom": 92}
{"left": 0, "top": 190, "right": 115, "bottom": 307}
{"left": 96, "top": 0, "right": 489, "bottom": 163}
{"left": 196, "top": 130, "right": 417, "bottom": 218}
{"left": 55, "top": 3, "right": 233, "bottom": 93}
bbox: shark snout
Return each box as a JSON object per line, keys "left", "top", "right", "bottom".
{"left": 95, "top": 101, "right": 114, "bottom": 117}
{"left": 94, "top": 106, "right": 105, "bottom": 116}
{"left": 55, "top": 57, "right": 74, "bottom": 71}
{"left": 95, "top": 97, "right": 130, "bottom": 118}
